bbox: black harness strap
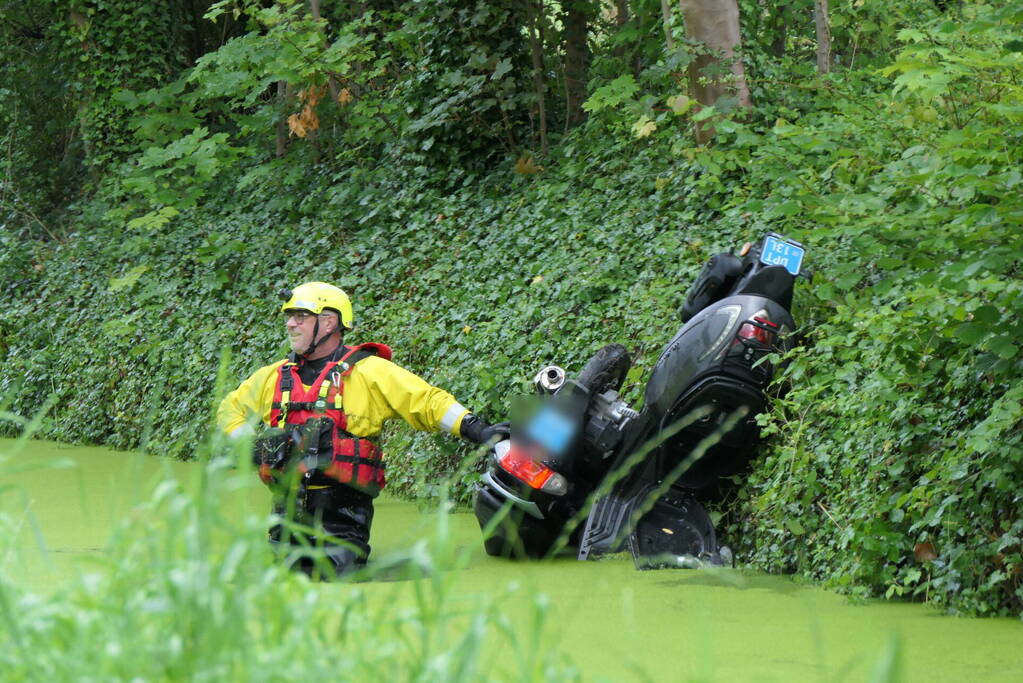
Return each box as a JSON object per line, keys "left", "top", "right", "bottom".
{"left": 353, "top": 432, "right": 363, "bottom": 485}
{"left": 272, "top": 346, "right": 380, "bottom": 415}
{"left": 337, "top": 348, "right": 376, "bottom": 372}
{"left": 276, "top": 357, "right": 297, "bottom": 428}
{"left": 331, "top": 454, "right": 386, "bottom": 469}
{"left": 271, "top": 401, "right": 321, "bottom": 412}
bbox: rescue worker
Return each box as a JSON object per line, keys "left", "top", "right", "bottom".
{"left": 217, "top": 282, "right": 501, "bottom": 577}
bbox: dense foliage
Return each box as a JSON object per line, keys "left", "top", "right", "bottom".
{"left": 2, "top": 0, "right": 1022, "bottom": 617}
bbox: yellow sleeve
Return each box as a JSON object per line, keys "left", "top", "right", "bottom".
{"left": 355, "top": 356, "right": 470, "bottom": 436}
{"left": 216, "top": 361, "right": 285, "bottom": 436}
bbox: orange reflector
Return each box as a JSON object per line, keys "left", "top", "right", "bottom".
{"left": 499, "top": 444, "right": 555, "bottom": 490}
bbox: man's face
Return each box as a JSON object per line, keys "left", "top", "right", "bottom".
{"left": 284, "top": 309, "right": 334, "bottom": 354}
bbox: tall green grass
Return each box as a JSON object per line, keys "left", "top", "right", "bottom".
{"left": 0, "top": 424, "right": 581, "bottom": 681}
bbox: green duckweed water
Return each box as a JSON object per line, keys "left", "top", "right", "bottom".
{"left": 3, "top": 439, "right": 1021, "bottom": 682}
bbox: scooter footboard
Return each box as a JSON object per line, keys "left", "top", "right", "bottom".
{"left": 628, "top": 491, "right": 722, "bottom": 569}
{"left": 576, "top": 488, "right": 638, "bottom": 560}
{"left": 578, "top": 482, "right": 725, "bottom": 568}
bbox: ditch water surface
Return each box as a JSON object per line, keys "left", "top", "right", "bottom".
{"left": 2, "top": 439, "right": 1021, "bottom": 682}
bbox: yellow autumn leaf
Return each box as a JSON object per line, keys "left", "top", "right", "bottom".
{"left": 462, "top": 325, "right": 472, "bottom": 334}
{"left": 515, "top": 155, "right": 543, "bottom": 174}
{"left": 531, "top": 274, "right": 544, "bottom": 284}
{"left": 667, "top": 95, "right": 693, "bottom": 115}
{"left": 632, "top": 116, "right": 656, "bottom": 139}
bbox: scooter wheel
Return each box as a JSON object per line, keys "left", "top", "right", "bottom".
{"left": 576, "top": 343, "right": 631, "bottom": 395}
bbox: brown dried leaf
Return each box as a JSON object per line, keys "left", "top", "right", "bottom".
{"left": 913, "top": 541, "right": 937, "bottom": 563}
{"left": 515, "top": 155, "right": 543, "bottom": 175}
{"left": 302, "top": 106, "right": 320, "bottom": 133}
{"left": 306, "top": 85, "right": 324, "bottom": 107}
{"left": 287, "top": 113, "right": 307, "bottom": 138}
{"left": 287, "top": 105, "right": 320, "bottom": 138}
{"left": 338, "top": 87, "right": 352, "bottom": 106}
{"left": 297, "top": 86, "right": 324, "bottom": 107}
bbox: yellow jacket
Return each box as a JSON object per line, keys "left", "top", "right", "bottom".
{"left": 217, "top": 353, "right": 470, "bottom": 440}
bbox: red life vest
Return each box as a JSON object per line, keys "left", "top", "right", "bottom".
{"left": 267, "top": 343, "right": 393, "bottom": 496}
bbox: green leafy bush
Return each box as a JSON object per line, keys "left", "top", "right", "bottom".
{"left": 724, "top": 10, "right": 1023, "bottom": 617}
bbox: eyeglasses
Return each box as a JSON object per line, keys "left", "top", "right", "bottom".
{"left": 282, "top": 310, "right": 317, "bottom": 323}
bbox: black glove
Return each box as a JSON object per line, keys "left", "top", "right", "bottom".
{"left": 252, "top": 428, "right": 293, "bottom": 469}
{"left": 460, "top": 414, "right": 510, "bottom": 445}
{"left": 251, "top": 428, "right": 295, "bottom": 486}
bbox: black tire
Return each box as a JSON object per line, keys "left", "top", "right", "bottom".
{"left": 576, "top": 343, "right": 631, "bottom": 395}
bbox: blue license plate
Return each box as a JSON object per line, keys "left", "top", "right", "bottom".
{"left": 760, "top": 235, "right": 805, "bottom": 276}
{"left": 524, "top": 406, "right": 577, "bottom": 455}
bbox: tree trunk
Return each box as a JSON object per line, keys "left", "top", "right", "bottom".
{"left": 661, "top": 0, "right": 675, "bottom": 51}
{"left": 613, "top": 0, "right": 629, "bottom": 60}
{"left": 677, "top": 0, "right": 752, "bottom": 144}
{"left": 185, "top": 0, "right": 207, "bottom": 65}
{"left": 770, "top": 2, "right": 789, "bottom": 58}
{"left": 563, "top": 2, "right": 589, "bottom": 129}
{"left": 275, "top": 80, "right": 290, "bottom": 158}
{"left": 814, "top": 0, "right": 832, "bottom": 74}
{"left": 529, "top": 1, "right": 548, "bottom": 154}
{"left": 613, "top": 0, "right": 641, "bottom": 78}
{"left": 68, "top": 8, "right": 89, "bottom": 37}
{"left": 309, "top": 0, "right": 342, "bottom": 105}
{"left": 68, "top": 7, "right": 96, "bottom": 172}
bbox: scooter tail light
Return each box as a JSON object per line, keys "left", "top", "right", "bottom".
{"left": 736, "top": 311, "right": 778, "bottom": 346}
{"left": 499, "top": 444, "right": 563, "bottom": 493}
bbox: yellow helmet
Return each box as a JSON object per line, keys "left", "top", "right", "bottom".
{"left": 279, "top": 282, "right": 354, "bottom": 329}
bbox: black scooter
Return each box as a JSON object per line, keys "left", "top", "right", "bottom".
{"left": 474, "top": 233, "right": 806, "bottom": 568}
